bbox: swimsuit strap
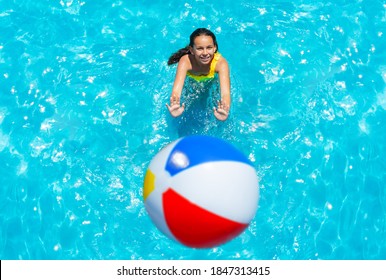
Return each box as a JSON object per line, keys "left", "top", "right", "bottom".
{"left": 187, "top": 53, "right": 221, "bottom": 82}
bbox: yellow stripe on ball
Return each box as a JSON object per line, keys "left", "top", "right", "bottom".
{"left": 143, "top": 169, "right": 155, "bottom": 201}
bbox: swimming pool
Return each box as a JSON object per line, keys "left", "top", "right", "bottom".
{"left": 0, "top": 0, "right": 385, "bottom": 260}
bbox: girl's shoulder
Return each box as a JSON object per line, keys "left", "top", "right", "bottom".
{"left": 179, "top": 54, "right": 193, "bottom": 69}
{"left": 215, "top": 54, "right": 229, "bottom": 72}
{"left": 180, "top": 53, "right": 191, "bottom": 62}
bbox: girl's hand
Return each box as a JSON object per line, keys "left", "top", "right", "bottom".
{"left": 213, "top": 100, "right": 229, "bottom": 121}
{"left": 166, "top": 95, "right": 185, "bottom": 117}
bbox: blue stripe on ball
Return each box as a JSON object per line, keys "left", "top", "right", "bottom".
{"left": 165, "top": 135, "right": 252, "bottom": 176}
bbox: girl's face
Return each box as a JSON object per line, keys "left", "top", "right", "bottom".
{"left": 190, "top": 35, "right": 217, "bottom": 65}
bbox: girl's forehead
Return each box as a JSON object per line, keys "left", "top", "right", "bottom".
{"left": 193, "top": 35, "right": 214, "bottom": 46}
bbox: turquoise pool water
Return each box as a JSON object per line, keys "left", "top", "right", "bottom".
{"left": 0, "top": 0, "right": 385, "bottom": 260}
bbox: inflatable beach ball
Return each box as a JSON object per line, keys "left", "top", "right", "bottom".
{"left": 143, "top": 135, "right": 259, "bottom": 248}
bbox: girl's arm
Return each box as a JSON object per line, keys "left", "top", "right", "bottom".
{"left": 170, "top": 55, "right": 190, "bottom": 100}
{"left": 217, "top": 57, "right": 231, "bottom": 106}
{"left": 166, "top": 55, "right": 190, "bottom": 117}
{"left": 214, "top": 57, "right": 231, "bottom": 121}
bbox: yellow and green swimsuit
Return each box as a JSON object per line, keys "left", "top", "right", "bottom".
{"left": 186, "top": 52, "right": 221, "bottom": 82}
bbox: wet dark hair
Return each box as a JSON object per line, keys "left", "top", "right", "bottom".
{"left": 167, "top": 28, "right": 218, "bottom": 65}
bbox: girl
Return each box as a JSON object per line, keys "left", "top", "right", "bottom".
{"left": 166, "top": 28, "right": 231, "bottom": 121}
